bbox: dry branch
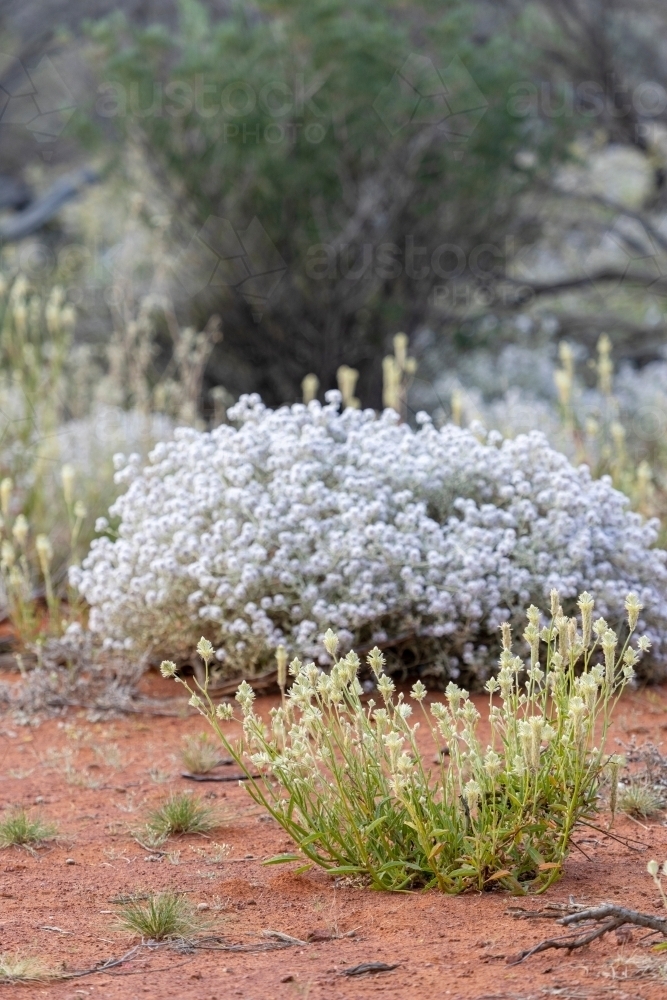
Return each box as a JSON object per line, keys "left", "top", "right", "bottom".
{"left": 508, "top": 903, "right": 667, "bottom": 964}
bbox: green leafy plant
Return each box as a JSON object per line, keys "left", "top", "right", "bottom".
{"left": 164, "top": 592, "right": 646, "bottom": 894}
{"left": 144, "top": 792, "right": 216, "bottom": 842}
{"left": 180, "top": 732, "right": 222, "bottom": 775}
{"left": 0, "top": 808, "right": 56, "bottom": 848}
{"left": 115, "top": 892, "right": 201, "bottom": 940}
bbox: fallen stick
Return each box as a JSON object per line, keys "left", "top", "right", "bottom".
{"left": 508, "top": 903, "right": 667, "bottom": 964}
{"left": 181, "top": 771, "right": 259, "bottom": 782}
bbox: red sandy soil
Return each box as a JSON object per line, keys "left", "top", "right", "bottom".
{"left": 2, "top": 674, "right": 667, "bottom": 1000}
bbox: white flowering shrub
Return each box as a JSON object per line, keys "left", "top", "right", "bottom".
{"left": 73, "top": 393, "right": 667, "bottom": 682}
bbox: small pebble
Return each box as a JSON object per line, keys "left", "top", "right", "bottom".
{"left": 34, "top": 796, "right": 44, "bottom": 804}
{"left": 197, "top": 902, "right": 210, "bottom": 911}
{"left": 280, "top": 974, "right": 295, "bottom": 983}
{"left": 65, "top": 858, "right": 76, "bottom": 865}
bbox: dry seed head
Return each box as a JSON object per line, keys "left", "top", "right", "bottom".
{"left": 611, "top": 421, "right": 625, "bottom": 450}
{"left": 529, "top": 716, "right": 544, "bottom": 772}
{"left": 601, "top": 629, "right": 617, "bottom": 686}
{"left": 235, "top": 680, "right": 255, "bottom": 714}
{"left": 518, "top": 720, "right": 533, "bottom": 772}
{"left": 288, "top": 657, "right": 302, "bottom": 678}
{"left": 323, "top": 629, "right": 339, "bottom": 659}
{"left": 597, "top": 333, "right": 613, "bottom": 394}
{"left": 35, "top": 534, "right": 53, "bottom": 574}
{"left": 73, "top": 500, "right": 87, "bottom": 520}
{"left": 647, "top": 860, "right": 659, "bottom": 877}
{"left": 500, "top": 621, "right": 512, "bottom": 651}
{"left": 623, "top": 647, "right": 639, "bottom": 669}
{"left": 464, "top": 779, "right": 481, "bottom": 814}
{"left": 636, "top": 460, "right": 652, "bottom": 497}
{"left": 382, "top": 355, "right": 401, "bottom": 411}
{"left": 336, "top": 365, "right": 360, "bottom": 409}
{"left": 301, "top": 373, "right": 319, "bottom": 404}
{"left": 550, "top": 589, "right": 560, "bottom": 617}
{"left": 366, "top": 646, "right": 385, "bottom": 677}
{"left": 393, "top": 332, "right": 408, "bottom": 369}
{"left": 451, "top": 387, "right": 463, "bottom": 426}
{"left": 61, "top": 465, "right": 75, "bottom": 507}
{"left": 377, "top": 674, "right": 395, "bottom": 702}
{"left": 12, "top": 515, "right": 28, "bottom": 548}
{"left": 160, "top": 660, "right": 177, "bottom": 678}
{"left": 593, "top": 617, "right": 608, "bottom": 638}
{"left": 196, "top": 636, "right": 214, "bottom": 664}
{"left": 484, "top": 748, "right": 502, "bottom": 779}
{"left": 276, "top": 645, "right": 288, "bottom": 689}
{"left": 526, "top": 604, "right": 540, "bottom": 626}
{"left": 216, "top": 703, "right": 234, "bottom": 721}
{"left": 567, "top": 618, "right": 577, "bottom": 650}
{"left": 585, "top": 416, "right": 599, "bottom": 439}
{"left": 0, "top": 478, "right": 11, "bottom": 519}
{"left": 625, "top": 592, "right": 643, "bottom": 632}
{"left": 1, "top": 540, "right": 15, "bottom": 568}
{"left": 554, "top": 367, "right": 572, "bottom": 408}
{"left": 577, "top": 591, "right": 594, "bottom": 648}
{"left": 410, "top": 679, "right": 427, "bottom": 702}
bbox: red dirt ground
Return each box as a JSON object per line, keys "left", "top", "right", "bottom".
{"left": 2, "top": 674, "right": 667, "bottom": 1000}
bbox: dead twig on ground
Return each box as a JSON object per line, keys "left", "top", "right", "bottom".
{"left": 507, "top": 903, "right": 667, "bottom": 964}
{"left": 340, "top": 962, "right": 399, "bottom": 976}
{"left": 181, "top": 771, "right": 258, "bottom": 782}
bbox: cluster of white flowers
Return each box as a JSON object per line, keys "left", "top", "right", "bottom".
{"left": 72, "top": 392, "right": 667, "bottom": 682}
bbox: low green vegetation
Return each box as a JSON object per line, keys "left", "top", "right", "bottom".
{"left": 144, "top": 792, "right": 216, "bottom": 842}
{"left": 165, "top": 592, "right": 646, "bottom": 893}
{"left": 115, "top": 892, "right": 202, "bottom": 941}
{"left": 0, "top": 808, "right": 56, "bottom": 849}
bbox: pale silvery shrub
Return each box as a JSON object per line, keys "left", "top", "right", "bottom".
{"left": 72, "top": 392, "right": 667, "bottom": 682}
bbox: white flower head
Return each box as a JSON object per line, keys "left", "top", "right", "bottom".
{"left": 410, "top": 679, "right": 427, "bottom": 702}
{"left": 323, "top": 629, "right": 339, "bottom": 658}
{"left": 235, "top": 679, "right": 256, "bottom": 714}
{"left": 160, "top": 660, "right": 177, "bottom": 678}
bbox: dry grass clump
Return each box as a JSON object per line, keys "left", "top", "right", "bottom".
{"left": 115, "top": 892, "right": 201, "bottom": 941}
{"left": 180, "top": 732, "right": 221, "bottom": 774}
{"left": 0, "top": 808, "right": 56, "bottom": 848}
{"left": 619, "top": 781, "right": 663, "bottom": 819}
{"left": 0, "top": 953, "right": 55, "bottom": 983}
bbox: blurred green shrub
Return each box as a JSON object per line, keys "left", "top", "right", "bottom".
{"left": 88, "top": 0, "right": 556, "bottom": 404}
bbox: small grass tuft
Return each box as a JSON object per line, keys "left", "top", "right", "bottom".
{"left": 181, "top": 733, "right": 221, "bottom": 775}
{"left": 145, "top": 792, "right": 216, "bottom": 841}
{"left": 0, "top": 953, "right": 55, "bottom": 983}
{"left": 0, "top": 809, "right": 56, "bottom": 848}
{"left": 115, "top": 892, "right": 201, "bottom": 940}
{"left": 619, "top": 782, "right": 663, "bottom": 818}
